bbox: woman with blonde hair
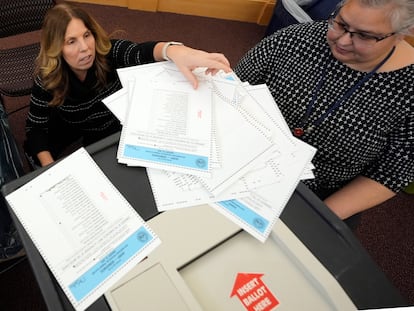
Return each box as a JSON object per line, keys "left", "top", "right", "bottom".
{"left": 25, "top": 1, "right": 231, "bottom": 167}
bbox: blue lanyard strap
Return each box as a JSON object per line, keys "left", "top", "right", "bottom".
{"left": 298, "top": 46, "right": 396, "bottom": 130}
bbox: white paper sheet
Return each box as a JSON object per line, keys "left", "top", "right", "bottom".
{"left": 5, "top": 148, "right": 161, "bottom": 311}
{"left": 147, "top": 168, "right": 251, "bottom": 211}
{"left": 196, "top": 88, "right": 277, "bottom": 196}
{"left": 117, "top": 65, "right": 214, "bottom": 176}
{"left": 210, "top": 138, "right": 316, "bottom": 242}
{"left": 101, "top": 65, "right": 317, "bottom": 242}
{"left": 102, "top": 87, "right": 129, "bottom": 124}
{"left": 245, "top": 84, "right": 315, "bottom": 179}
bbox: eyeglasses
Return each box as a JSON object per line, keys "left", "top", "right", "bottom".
{"left": 328, "top": 16, "right": 396, "bottom": 47}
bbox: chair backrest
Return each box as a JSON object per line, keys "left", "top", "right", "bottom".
{"left": 265, "top": 0, "right": 340, "bottom": 36}
{"left": 0, "top": 0, "right": 55, "bottom": 38}
{"left": 0, "top": 0, "right": 55, "bottom": 97}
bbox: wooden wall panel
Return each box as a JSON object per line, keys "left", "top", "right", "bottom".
{"left": 71, "top": 0, "right": 276, "bottom": 25}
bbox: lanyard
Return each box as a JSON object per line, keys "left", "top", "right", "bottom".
{"left": 293, "top": 46, "right": 395, "bottom": 137}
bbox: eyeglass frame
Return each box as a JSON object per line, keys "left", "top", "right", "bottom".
{"left": 327, "top": 10, "right": 397, "bottom": 45}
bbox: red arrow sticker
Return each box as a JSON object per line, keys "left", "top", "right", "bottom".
{"left": 231, "top": 273, "right": 279, "bottom": 311}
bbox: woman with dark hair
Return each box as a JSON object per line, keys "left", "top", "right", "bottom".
{"left": 235, "top": 0, "right": 414, "bottom": 226}
{"left": 25, "top": 2, "right": 231, "bottom": 167}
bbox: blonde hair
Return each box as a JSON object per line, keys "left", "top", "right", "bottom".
{"left": 37, "top": 2, "right": 112, "bottom": 106}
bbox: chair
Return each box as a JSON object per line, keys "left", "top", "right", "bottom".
{"left": 0, "top": 98, "right": 26, "bottom": 261}
{"left": 265, "top": 0, "right": 340, "bottom": 36}
{"left": 0, "top": 0, "right": 55, "bottom": 99}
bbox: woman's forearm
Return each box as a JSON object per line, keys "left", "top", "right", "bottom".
{"left": 324, "top": 176, "right": 396, "bottom": 219}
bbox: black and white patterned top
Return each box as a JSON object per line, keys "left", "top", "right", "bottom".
{"left": 234, "top": 21, "right": 414, "bottom": 194}
{"left": 25, "top": 39, "right": 157, "bottom": 156}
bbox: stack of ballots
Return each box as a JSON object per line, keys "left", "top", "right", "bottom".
{"left": 103, "top": 62, "right": 316, "bottom": 242}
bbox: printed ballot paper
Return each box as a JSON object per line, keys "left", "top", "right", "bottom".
{"left": 103, "top": 62, "right": 316, "bottom": 242}
{"left": 117, "top": 63, "right": 213, "bottom": 176}
{"left": 5, "top": 148, "right": 160, "bottom": 311}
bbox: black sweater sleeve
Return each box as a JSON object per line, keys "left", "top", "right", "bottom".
{"left": 109, "top": 39, "right": 158, "bottom": 68}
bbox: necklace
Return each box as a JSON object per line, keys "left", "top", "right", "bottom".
{"left": 293, "top": 46, "right": 395, "bottom": 137}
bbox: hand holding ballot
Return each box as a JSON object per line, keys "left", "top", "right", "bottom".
{"left": 159, "top": 43, "right": 232, "bottom": 89}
